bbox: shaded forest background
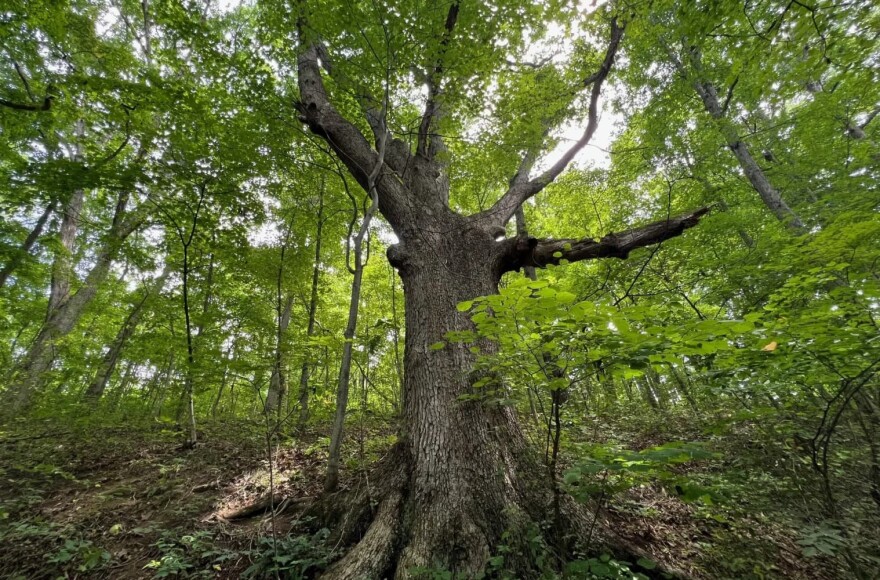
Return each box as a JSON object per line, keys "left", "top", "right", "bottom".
{"left": 0, "top": 0, "right": 878, "bottom": 577}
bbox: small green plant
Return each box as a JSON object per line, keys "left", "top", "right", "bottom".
{"left": 243, "top": 528, "right": 336, "bottom": 579}
{"left": 145, "top": 529, "right": 223, "bottom": 578}
{"left": 45, "top": 538, "right": 110, "bottom": 573}
{"left": 797, "top": 523, "right": 846, "bottom": 557}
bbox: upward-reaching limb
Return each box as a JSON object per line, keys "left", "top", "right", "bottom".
{"left": 294, "top": 11, "right": 413, "bottom": 229}
{"left": 472, "top": 18, "right": 626, "bottom": 230}
{"left": 416, "top": 0, "right": 460, "bottom": 161}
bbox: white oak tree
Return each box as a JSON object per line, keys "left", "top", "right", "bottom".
{"left": 288, "top": 2, "right": 709, "bottom": 575}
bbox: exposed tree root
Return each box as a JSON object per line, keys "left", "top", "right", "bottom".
{"left": 306, "top": 442, "right": 692, "bottom": 580}
{"left": 323, "top": 489, "right": 404, "bottom": 579}
{"left": 217, "top": 493, "right": 311, "bottom": 521}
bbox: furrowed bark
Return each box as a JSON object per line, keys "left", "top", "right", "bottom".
{"left": 295, "top": 29, "right": 413, "bottom": 231}
{"left": 292, "top": 6, "right": 709, "bottom": 576}
{"left": 48, "top": 120, "right": 87, "bottom": 316}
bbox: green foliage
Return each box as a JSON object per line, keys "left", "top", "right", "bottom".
{"left": 1, "top": 0, "right": 879, "bottom": 576}
{"left": 242, "top": 529, "right": 336, "bottom": 579}
{"left": 46, "top": 539, "right": 111, "bottom": 573}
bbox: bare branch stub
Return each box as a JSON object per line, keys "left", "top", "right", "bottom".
{"left": 498, "top": 206, "right": 712, "bottom": 275}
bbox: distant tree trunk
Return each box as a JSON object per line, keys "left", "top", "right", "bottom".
{"left": 670, "top": 46, "right": 805, "bottom": 233}
{"left": 0, "top": 199, "right": 56, "bottom": 290}
{"left": 5, "top": 190, "right": 143, "bottom": 413}
{"left": 212, "top": 367, "right": 228, "bottom": 417}
{"left": 166, "top": 184, "right": 208, "bottom": 447}
{"left": 109, "top": 360, "right": 137, "bottom": 408}
{"left": 180, "top": 236, "right": 197, "bottom": 445}
{"left": 265, "top": 294, "right": 294, "bottom": 415}
{"left": 638, "top": 379, "right": 660, "bottom": 411}
{"left": 84, "top": 266, "right": 171, "bottom": 402}
{"left": 298, "top": 183, "right": 324, "bottom": 425}
{"left": 212, "top": 344, "right": 234, "bottom": 417}
{"left": 265, "top": 214, "right": 296, "bottom": 416}
{"left": 669, "top": 364, "right": 699, "bottom": 412}
{"left": 48, "top": 120, "right": 86, "bottom": 316}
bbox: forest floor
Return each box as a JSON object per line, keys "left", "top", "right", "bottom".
{"left": 0, "top": 415, "right": 830, "bottom": 579}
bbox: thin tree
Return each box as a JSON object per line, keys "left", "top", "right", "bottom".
{"left": 159, "top": 183, "right": 209, "bottom": 448}
{"left": 297, "top": 178, "right": 325, "bottom": 425}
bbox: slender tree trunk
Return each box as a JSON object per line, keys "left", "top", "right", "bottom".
{"left": 298, "top": 185, "right": 324, "bottom": 425}
{"left": 0, "top": 200, "right": 56, "bottom": 290}
{"left": 324, "top": 242, "right": 367, "bottom": 492}
{"left": 265, "top": 215, "right": 295, "bottom": 416}
{"left": 389, "top": 266, "right": 403, "bottom": 416}
{"left": 109, "top": 360, "right": 137, "bottom": 409}
{"left": 181, "top": 241, "right": 198, "bottom": 446}
{"left": 211, "top": 345, "right": 234, "bottom": 417}
{"left": 265, "top": 294, "right": 294, "bottom": 415}
{"left": 167, "top": 186, "right": 208, "bottom": 447}
{"left": 84, "top": 266, "right": 170, "bottom": 402}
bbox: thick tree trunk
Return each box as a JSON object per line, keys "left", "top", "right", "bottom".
{"left": 292, "top": 17, "right": 704, "bottom": 575}
{"left": 48, "top": 187, "right": 84, "bottom": 315}
{"left": 48, "top": 120, "right": 87, "bottom": 316}
{"left": 324, "top": 222, "right": 555, "bottom": 578}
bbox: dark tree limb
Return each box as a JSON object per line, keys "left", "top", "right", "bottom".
{"left": 0, "top": 95, "right": 53, "bottom": 112}
{"left": 0, "top": 199, "right": 57, "bottom": 290}
{"left": 475, "top": 18, "right": 625, "bottom": 229}
{"left": 295, "top": 15, "right": 412, "bottom": 229}
{"left": 498, "top": 206, "right": 711, "bottom": 274}
{"left": 416, "top": 0, "right": 460, "bottom": 161}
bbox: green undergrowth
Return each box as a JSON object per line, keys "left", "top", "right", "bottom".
{"left": 0, "top": 410, "right": 873, "bottom": 579}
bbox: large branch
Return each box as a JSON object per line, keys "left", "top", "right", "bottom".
{"left": 310, "top": 39, "right": 413, "bottom": 175}
{"left": 475, "top": 18, "right": 625, "bottom": 229}
{"left": 498, "top": 206, "right": 711, "bottom": 275}
{"left": 295, "top": 19, "right": 411, "bottom": 228}
{"left": 416, "top": 0, "right": 460, "bottom": 160}
{"left": 0, "top": 95, "right": 53, "bottom": 112}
